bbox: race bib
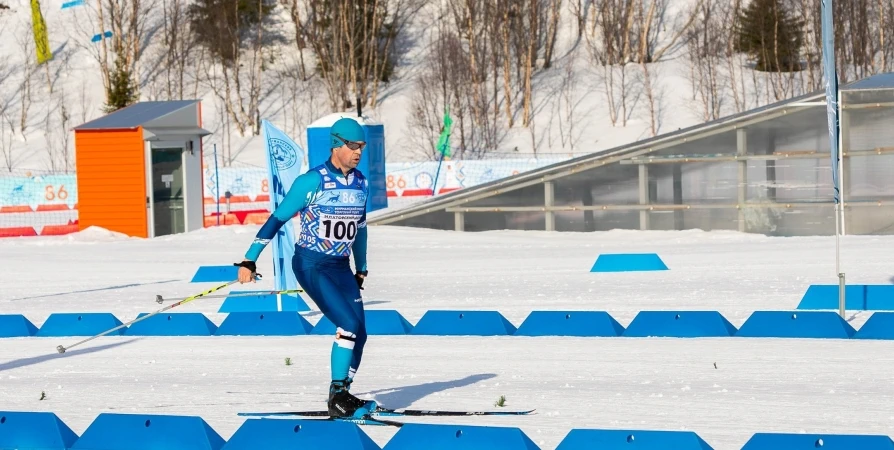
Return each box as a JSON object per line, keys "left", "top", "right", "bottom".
{"left": 317, "top": 213, "right": 359, "bottom": 243}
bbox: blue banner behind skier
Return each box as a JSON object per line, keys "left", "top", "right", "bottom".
{"left": 261, "top": 120, "right": 308, "bottom": 297}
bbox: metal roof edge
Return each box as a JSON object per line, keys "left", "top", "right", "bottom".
{"left": 73, "top": 100, "right": 201, "bottom": 130}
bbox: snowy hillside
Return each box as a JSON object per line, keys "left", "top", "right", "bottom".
{"left": 0, "top": 0, "right": 874, "bottom": 173}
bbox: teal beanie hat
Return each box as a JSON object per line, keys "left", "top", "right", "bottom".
{"left": 330, "top": 117, "right": 365, "bottom": 148}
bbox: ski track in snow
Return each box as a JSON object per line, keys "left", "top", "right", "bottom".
{"left": 2, "top": 225, "right": 894, "bottom": 449}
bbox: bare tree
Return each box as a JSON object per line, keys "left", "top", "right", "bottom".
{"left": 78, "top": 79, "right": 94, "bottom": 126}
{"left": 0, "top": 113, "right": 19, "bottom": 172}
{"left": 520, "top": 0, "right": 542, "bottom": 127}
{"left": 882, "top": 0, "right": 894, "bottom": 72}
{"left": 592, "top": 0, "right": 701, "bottom": 129}
{"left": 790, "top": 0, "right": 894, "bottom": 87}
{"left": 568, "top": 0, "right": 587, "bottom": 41}
{"left": 447, "top": 0, "right": 488, "bottom": 131}
{"left": 638, "top": 61, "right": 666, "bottom": 136}
{"left": 499, "top": 0, "right": 515, "bottom": 127}
{"left": 635, "top": 0, "right": 672, "bottom": 135}
{"left": 58, "top": 92, "right": 73, "bottom": 172}
{"left": 196, "top": 0, "right": 268, "bottom": 136}
{"left": 15, "top": 25, "right": 36, "bottom": 138}
{"left": 160, "top": 0, "right": 196, "bottom": 100}
{"left": 685, "top": 0, "right": 726, "bottom": 121}
{"left": 638, "top": 0, "right": 702, "bottom": 63}
{"left": 292, "top": 80, "right": 324, "bottom": 147}
{"left": 275, "top": 57, "right": 323, "bottom": 143}
{"left": 555, "top": 52, "right": 581, "bottom": 152}
{"left": 879, "top": 0, "right": 889, "bottom": 72}
{"left": 722, "top": 0, "right": 749, "bottom": 113}
{"left": 437, "top": 0, "right": 509, "bottom": 155}
{"left": 68, "top": 0, "right": 156, "bottom": 104}
{"left": 0, "top": 55, "right": 13, "bottom": 122}
{"left": 285, "top": 0, "right": 310, "bottom": 82}
{"left": 542, "top": 0, "right": 562, "bottom": 68}
{"left": 407, "top": 28, "right": 466, "bottom": 160}
{"left": 214, "top": 95, "right": 234, "bottom": 165}
{"left": 843, "top": 0, "right": 872, "bottom": 81}
{"left": 43, "top": 105, "right": 59, "bottom": 171}
{"left": 291, "top": 0, "right": 419, "bottom": 110}
{"left": 581, "top": 0, "right": 637, "bottom": 126}
{"left": 370, "top": 0, "right": 425, "bottom": 106}
{"left": 793, "top": 0, "right": 823, "bottom": 92}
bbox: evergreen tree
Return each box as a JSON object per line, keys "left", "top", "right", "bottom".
{"left": 735, "top": 0, "right": 804, "bottom": 72}
{"left": 103, "top": 55, "right": 138, "bottom": 113}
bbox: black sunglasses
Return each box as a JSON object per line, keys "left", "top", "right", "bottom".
{"left": 334, "top": 135, "right": 366, "bottom": 151}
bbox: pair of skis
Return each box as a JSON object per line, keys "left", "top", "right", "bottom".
{"left": 238, "top": 406, "right": 536, "bottom": 427}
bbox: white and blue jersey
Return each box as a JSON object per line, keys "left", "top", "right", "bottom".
{"left": 244, "top": 160, "right": 368, "bottom": 272}
{"left": 296, "top": 165, "right": 368, "bottom": 257}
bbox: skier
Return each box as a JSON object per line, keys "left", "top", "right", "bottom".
{"left": 235, "top": 117, "right": 374, "bottom": 419}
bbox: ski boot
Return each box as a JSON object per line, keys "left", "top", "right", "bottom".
{"left": 327, "top": 379, "right": 376, "bottom": 418}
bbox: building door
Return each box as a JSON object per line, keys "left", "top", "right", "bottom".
{"left": 151, "top": 148, "right": 185, "bottom": 236}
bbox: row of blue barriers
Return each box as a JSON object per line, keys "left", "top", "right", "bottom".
{"left": 2, "top": 410, "right": 893, "bottom": 450}
{"left": 2, "top": 309, "right": 893, "bottom": 339}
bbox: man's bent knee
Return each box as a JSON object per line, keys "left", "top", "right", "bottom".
{"left": 335, "top": 327, "right": 358, "bottom": 350}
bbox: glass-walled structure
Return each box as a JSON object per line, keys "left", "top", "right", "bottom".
{"left": 369, "top": 73, "right": 894, "bottom": 236}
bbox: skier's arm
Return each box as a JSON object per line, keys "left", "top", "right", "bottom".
{"left": 243, "top": 171, "right": 322, "bottom": 262}
{"left": 352, "top": 197, "right": 368, "bottom": 273}
{"left": 353, "top": 216, "right": 368, "bottom": 273}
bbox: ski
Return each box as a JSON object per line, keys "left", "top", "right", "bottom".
{"left": 238, "top": 407, "right": 535, "bottom": 418}
{"left": 373, "top": 407, "right": 535, "bottom": 417}
{"left": 327, "top": 415, "right": 405, "bottom": 427}
{"left": 235, "top": 412, "right": 403, "bottom": 427}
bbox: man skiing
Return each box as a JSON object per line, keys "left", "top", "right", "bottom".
{"left": 235, "top": 117, "right": 374, "bottom": 419}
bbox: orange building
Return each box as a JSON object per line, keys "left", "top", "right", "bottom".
{"left": 73, "top": 101, "right": 210, "bottom": 238}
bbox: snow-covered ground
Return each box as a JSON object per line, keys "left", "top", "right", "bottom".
{"left": 2, "top": 225, "right": 894, "bottom": 449}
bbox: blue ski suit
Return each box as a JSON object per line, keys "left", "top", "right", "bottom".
{"left": 244, "top": 159, "right": 369, "bottom": 382}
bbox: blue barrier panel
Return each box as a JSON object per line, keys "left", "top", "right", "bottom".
{"left": 514, "top": 311, "right": 624, "bottom": 337}
{"left": 735, "top": 311, "right": 856, "bottom": 339}
{"left": 556, "top": 429, "right": 713, "bottom": 449}
{"left": 218, "top": 295, "right": 277, "bottom": 312}
{"left": 411, "top": 311, "right": 517, "bottom": 336}
{"left": 590, "top": 253, "right": 668, "bottom": 272}
{"left": 865, "top": 285, "right": 894, "bottom": 310}
{"left": 72, "top": 413, "right": 225, "bottom": 450}
{"left": 383, "top": 423, "right": 540, "bottom": 450}
{"left": 0, "top": 411, "right": 79, "bottom": 450}
{"left": 218, "top": 292, "right": 310, "bottom": 313}
{"left": 312, "top": 310, "right": 413, "bottom": 335}
{"left": 797, "top": 284, "right": 894, "bottom": 310}
{"left": 124, "top": 313, "right": 218, "bottom": 336}
{"left": 853, "top": 312, "right": 894, "bottom": 340}
{"left": 190, "top": 265, "right": 238, "bottom": 283}
{"left": 215, "top": 312, "right": 313, "bottom": 336}
{"left": 36, "top": 313, "right": 125, "bottom": 337}
{"left": 740, "top": 432, "right": 894, "bottom": 449}
{"left": 222, "top": 418, "right": 380, "bottom": 450}
{"left": 623, "top": 311, "right": 736, "bottom": 337}
{"left": 0, "top": 314, "right": 39, "bottom": 337}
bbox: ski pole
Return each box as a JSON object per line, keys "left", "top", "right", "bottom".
{"left": 155, "top": 288, "right": 305, "bottom": 304}
{"left": 56, "top": 280, "right": 239, "bottom": 354}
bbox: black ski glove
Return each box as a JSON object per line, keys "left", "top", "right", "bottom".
{"left": 234, "top": 260, "right": 258, "bottom": 276}
{"left": 355, "top": 271, "right": 367, "bottom": 290}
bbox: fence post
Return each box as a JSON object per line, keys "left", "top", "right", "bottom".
{"left": 213, "top": 144, "right": 220, "bottom": 226}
